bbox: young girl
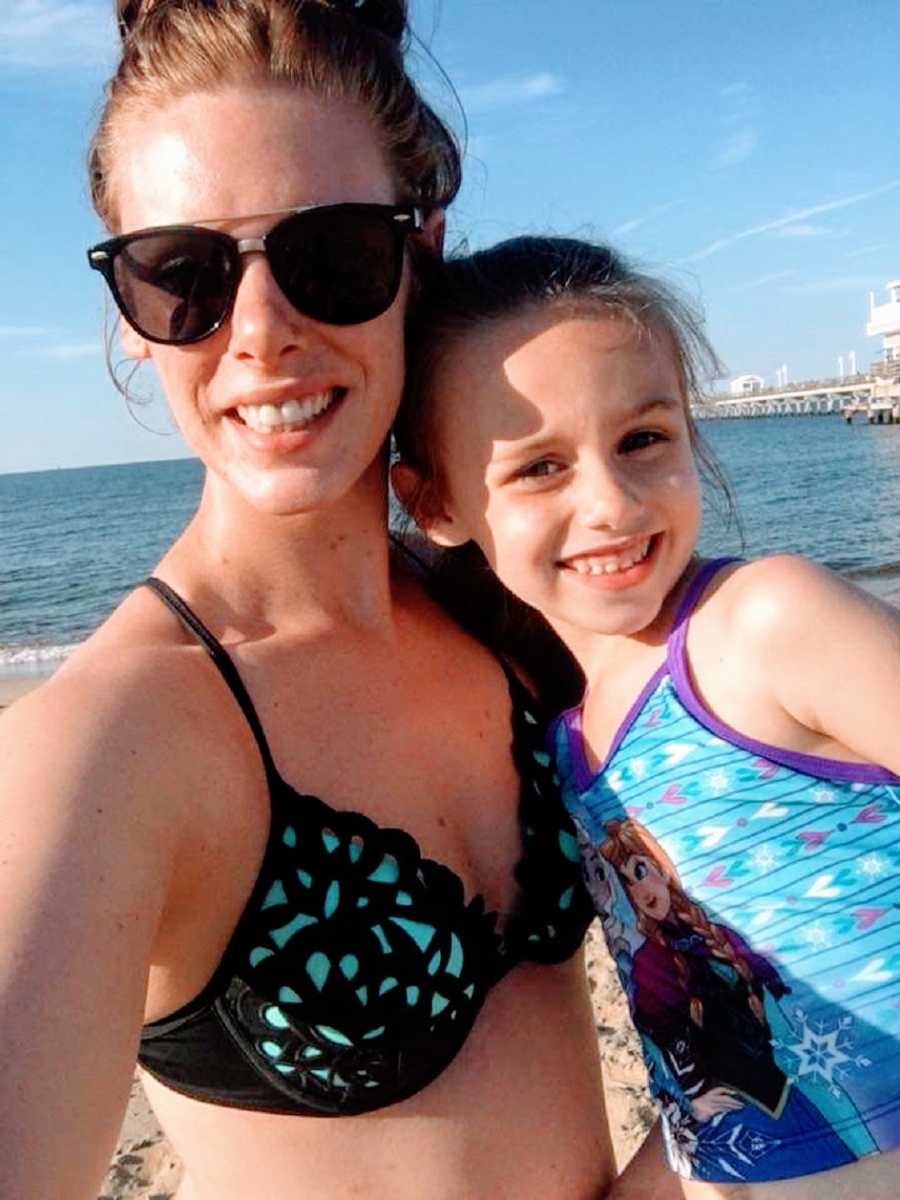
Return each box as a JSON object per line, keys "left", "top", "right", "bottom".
{"left": 394, "top": 236, "right": 900, "bottom": 1195}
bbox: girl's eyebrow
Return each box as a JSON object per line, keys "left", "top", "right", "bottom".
{"left": 630, "top": 396, "right": 681, "bottom": 417}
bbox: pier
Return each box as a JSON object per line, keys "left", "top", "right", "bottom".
{"left": 694, "top": 371, "right": 900, "bottom": 422}
{"left": 695, "top": 278, "right": 900, "bottom": 422}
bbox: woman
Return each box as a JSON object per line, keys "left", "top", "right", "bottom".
{"left": 0, "top": 2, "right": 614, "bottom": 1197}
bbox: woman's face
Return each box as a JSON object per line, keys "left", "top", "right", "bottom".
{"left": 112, "top": 84, "right": 408, "bottom": 515}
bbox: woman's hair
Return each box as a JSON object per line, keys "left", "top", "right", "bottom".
{"left": 600, "top": 819, "right": 766, "bottom": 1028}
{"left": 395, "top": 235, "right": 735, "bottom": 529}
{"left": 89, "top": 0, "right": 461, "bottom": 231}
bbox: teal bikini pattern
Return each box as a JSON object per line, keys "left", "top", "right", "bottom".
{"left": 139, "top": 577, "right": 591, "bottom": 1115}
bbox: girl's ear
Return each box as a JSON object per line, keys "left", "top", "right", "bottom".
{"left": 390, "top": 462, "right": 470, "bottom": 547}
{"left": 118, "top": 317, "right": 151, "bottom": 361}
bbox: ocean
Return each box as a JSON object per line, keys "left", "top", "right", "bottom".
{"left": 1, "top": 414, "right": 899, "bottom": 672}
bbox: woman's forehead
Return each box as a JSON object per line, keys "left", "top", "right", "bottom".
{"left": 111, "top": 84, "right": 395, "bottom": 232}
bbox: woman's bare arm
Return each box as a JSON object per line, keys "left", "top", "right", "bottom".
{"left": 0, "top": 657, "right": 187, "bottom": 1199}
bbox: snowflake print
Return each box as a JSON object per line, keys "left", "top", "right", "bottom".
{"left": 749, "top": 844, "right": 778, "bottom": 873}
{"left": 859, "top": 853, "right": 887, "bottom": 880}
{"left": 804, "top": 921, "right": 831, "bottom": 950}
{"left": 775, "top": 1010, "right": 871, "bottom": 1098}
{"left": 811, "top": 786, "right": 836, "bottom": 805}
{"left": 705, "top": 769, "right": 730, "bottom": 795}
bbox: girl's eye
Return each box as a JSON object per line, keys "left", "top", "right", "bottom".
{"left": 620, "top": 429, "right": 668, "bottom": 454}
{"left": 633, "top": 861, "right": 648, "bottom": 882}
{"left": 519, "top": 459, "right": 563, "bottom": 480}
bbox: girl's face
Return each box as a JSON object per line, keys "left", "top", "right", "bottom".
{"left": 419, "top": 308, "right": 701, "bottom": 644}
{"left": 113, "top": 84, "right": 408, "bottom": 515}
{"left": 621, "top": 854, "right": 671, "bottom": 920}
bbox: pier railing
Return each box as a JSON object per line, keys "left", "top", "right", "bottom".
{"left": 694, "top": 372, "right": 900, "bottom": 421}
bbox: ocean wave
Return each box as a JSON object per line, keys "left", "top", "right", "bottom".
{"left": 0, "top": 643, "right": 78, "bottom": 667}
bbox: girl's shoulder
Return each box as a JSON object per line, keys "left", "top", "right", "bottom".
{"left": 694, "top": 553, "right": 888, "bottom": 653}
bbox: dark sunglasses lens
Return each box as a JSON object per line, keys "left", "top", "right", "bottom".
{"left": 112, "top": 231, "right": 235, "bottom": 343}
{"left": 267, "top": 207, "right": 403, "bottom": 326}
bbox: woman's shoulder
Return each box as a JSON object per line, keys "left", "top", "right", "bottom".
{"left": 0, "top": 585, "right": 239, "bottom": 830}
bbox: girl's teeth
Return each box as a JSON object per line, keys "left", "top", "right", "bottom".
{"left": 570, "top": 538, "right": 651, "bottom": 575}
{"left": 237, "top": 390, "right": 337, "bottom": 432}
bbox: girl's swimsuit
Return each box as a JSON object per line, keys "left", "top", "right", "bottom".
{"left": 551, "top": 558, "right": 900, "bottom": 1183}
{"left": 138, "top": 577, "right": 593, "bottom": 1116}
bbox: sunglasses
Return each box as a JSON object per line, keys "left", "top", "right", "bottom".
{"left": 87, "top": 202, "right": 422, "bottom": 346}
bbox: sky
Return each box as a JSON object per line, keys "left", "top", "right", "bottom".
{"left": 1, "top": 0, "right": 898, "bottom": 473}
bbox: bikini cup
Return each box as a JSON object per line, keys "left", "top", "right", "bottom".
{"left": 138, "top": 577, "right": 591, "bottom": 1114}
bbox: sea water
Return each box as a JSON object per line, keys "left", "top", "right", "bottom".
{"left": 1, "top": 415, "right": 899, "bottom": 668}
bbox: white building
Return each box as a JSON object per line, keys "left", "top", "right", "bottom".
{"left": 729, "top": 374, "right": 765, "bottom": 397}
{"left": 867, "top": 280, "right": 900, "bottom": 373}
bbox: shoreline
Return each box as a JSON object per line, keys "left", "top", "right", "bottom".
{"left": 2, "top": 570, "right": 897, "bottom": 714}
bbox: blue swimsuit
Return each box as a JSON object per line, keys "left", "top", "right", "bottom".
{"left": 551, "top": 558, "right": 900, "bottom": 1183}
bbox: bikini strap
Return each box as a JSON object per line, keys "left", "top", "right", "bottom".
{"left": 143, "top": 576, "right": 279, "bottom": 781}
{"left": 668, "top": 556, "right": 742, "bottom": 665}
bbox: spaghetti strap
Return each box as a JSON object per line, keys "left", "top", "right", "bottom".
{"left": 671, "top": 557, "right": 741, "bottom": 631}
{"left": 667, "top": 557, "right": 741, "bottom": 672}
{"left": 143, "top": 576, "right": 279, "bottom": 780}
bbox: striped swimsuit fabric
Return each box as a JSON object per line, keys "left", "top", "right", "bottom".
{"left": 551, "top": 558, "right": 900, "bottom": 1182}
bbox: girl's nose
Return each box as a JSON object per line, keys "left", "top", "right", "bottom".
{"left": 576, "top": 460, "right": 642, "bottom": 532}
{"left": 227, "top": 254, "right": 311, "bottom": 366}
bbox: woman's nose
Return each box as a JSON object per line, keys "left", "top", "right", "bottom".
{"left": 576, "top": 460, "right": 642, "bottom": 531}
{"left": 227, "top": 253, "right": 310, "bottom": 366}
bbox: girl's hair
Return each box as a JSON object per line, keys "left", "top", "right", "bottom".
{"left": 600, "top": 819, "right": 766, "bottom": 1029}
{"left": 89, "top": 0, "right": 461, "bottom": 231}
{"left": 395, "top": 235, "right": 735, "bottom": 528}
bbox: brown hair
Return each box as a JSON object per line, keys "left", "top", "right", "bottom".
{"left": 394, "top": 235, "right": 736, "bottom": 532}
{"left": 89, "top": 0, "right": 461, "bottom": 231}
{"left": 600, "top": 818, "right": 766, "bottom": 1029}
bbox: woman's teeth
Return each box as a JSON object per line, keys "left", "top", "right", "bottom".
{"left": 237, "top": 389, "right": 340, "bottom": 433}
{"left": 569, "top": 538, "right": 652, "bottom": 576}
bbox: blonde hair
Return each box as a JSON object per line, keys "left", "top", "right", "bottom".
{"left": 89, "top": 0, "right": 460, "bottom": 231}
{"left": 601, "top": 819, "right": 766, "bottom": 1029}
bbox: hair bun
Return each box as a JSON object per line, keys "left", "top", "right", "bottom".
{"left": 323, "top": 0, "right": 406, "bottom": 43}
{"left": 115, "top": 0, "right": 407, "bottom": 43}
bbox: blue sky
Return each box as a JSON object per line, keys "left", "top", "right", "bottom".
{"left": 2, "top": 0, "right": 897, "bottom": 473}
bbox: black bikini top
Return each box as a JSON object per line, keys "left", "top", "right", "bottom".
{"left": 138, "top": 578, "right": 593, "bottom": 1116}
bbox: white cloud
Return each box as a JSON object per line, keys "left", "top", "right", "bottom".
{"left": 781, "top": 276, "right": 876, "bottom": 295}
{"left": 0, "top": 325, "right": 50, "bottom": 338}
{"left": 609, "top": 201, "right": 680, "bottom": 240}
{"left": 847, "top": 243, "right": 890, "bottom": 258}
{"left": 460, "top": 72, "right": 565, "bottom": 114}
{"left": 43, "top": 339, "right": 104, "bottom": 359}
{"left": 0, "top": 0, "right": 114, "bottom": 69}
{"left": 775, "top": 222, "right": 831, "bottom": 238}
{"left": 680, "top": 178, "right": 900, "bottom": 264}
{"left": 741, "top": 270, "right": 796, "bottom": 290}
{"left": 715, "top": 126, "right": 759, "bottom": 168}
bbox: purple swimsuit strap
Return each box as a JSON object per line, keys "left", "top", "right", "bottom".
{"left": 670, "top": 557, "right": 742, "bottom": 636}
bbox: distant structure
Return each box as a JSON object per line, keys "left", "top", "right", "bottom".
{"left": 867, "top": 279, "right": 900, "bottom": 378}
{"left": 729, "top": 373, "right": 764, "bottom": 397}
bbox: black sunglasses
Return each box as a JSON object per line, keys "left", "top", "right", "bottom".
{"left": 87, "top": 202, "right": 422, "bottom": 346}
